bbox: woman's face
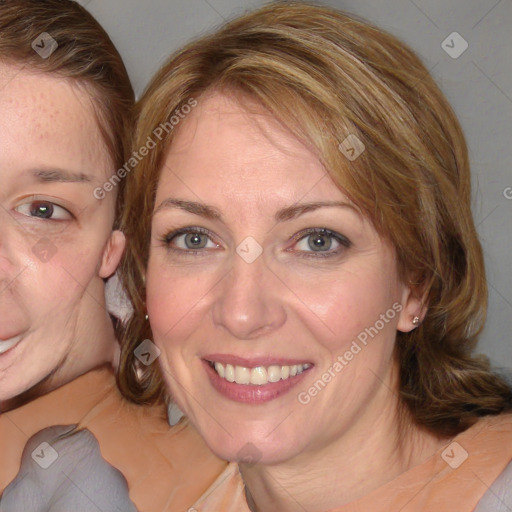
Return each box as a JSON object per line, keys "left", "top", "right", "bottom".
{"left": 148, "top": 92, "right": 420, "bottom": 464}
{"left": 0, "top": 64, "right": 125, "bottom": 403}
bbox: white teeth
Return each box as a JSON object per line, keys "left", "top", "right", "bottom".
{"left": 211, "top": 361, "right": 311, "bottom": 386}
{"left": 235, "top": 366, "right": 251, "bottom": 385}
{"left": 267, "top": 365, "right": 281, "bottom": 382}
{"left": 225, "top": 364, "right": 235, "bottom": 382}
{"left": 0, "top": 335, "right": 23, "bottom": 355}
{"left": 250, "top": 366, "right": 267, "bottom": 385}
{"left": 215, "top": 362, "right": 225, "bottom": 378}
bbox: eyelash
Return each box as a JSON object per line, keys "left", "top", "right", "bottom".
{"left": 161, "top": 226, "right": 351, "bottom": 259}
{"left": 289, "top": 227, "right": 352, "bottom": 259}
{"left": 162, "top": 227, "right": 217, "bottom": 256}
{"left": 15, "top": 199, "right": 74, "bottom": 221}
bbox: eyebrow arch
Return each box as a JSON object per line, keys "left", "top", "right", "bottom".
{"left": 154, "top": 198, "right": 222, "bottom": 220}
{"left": 32, "top": 169, "right": 93, "bottom": 183}
{"left": 154, "top": 198, "right": 359, "bottom": 222}
{"left": 275, "top": 201, "right": 359, "bottom": 222}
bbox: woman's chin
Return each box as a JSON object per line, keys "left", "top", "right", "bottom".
{"left": 198, "top": 428, "right": 303, "bottom": 466}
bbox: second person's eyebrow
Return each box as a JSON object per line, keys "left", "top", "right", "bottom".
{"left": 32, "top": 168, "right": 93, "bottom": 183}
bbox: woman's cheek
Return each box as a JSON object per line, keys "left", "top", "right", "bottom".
{"left": 285, "top": 272, "right": 359, "bottom": 336}
{"left": 290, "top": 272, "right": 397, "bottom": 357}
{"left": 27, "top": 244, "right": 100, "bottom": 310}
{"left": 147, "top": 257, "right": 212, "bottom": 324}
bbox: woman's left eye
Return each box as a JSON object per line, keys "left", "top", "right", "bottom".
{"left": 293, "top": 229, "right": 351, "bottom": 256}
{"left": 15, "top": 201, "right": 72, "bottom": 221}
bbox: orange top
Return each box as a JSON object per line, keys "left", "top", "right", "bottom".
{"left": 191, "top": 413, "right": 512, "bottom": 512}
{"left": 0, "top": 367, "right": 227, "bottom": 512}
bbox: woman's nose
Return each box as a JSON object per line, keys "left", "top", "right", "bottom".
{"left": 211, "top": 249, "right": 286, "bottom": 341}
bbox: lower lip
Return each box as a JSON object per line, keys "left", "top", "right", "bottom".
{"left": 203, "top": 360, "right": 312, "bottom": 404}
{"left": 0, "top": 335, "right": 24, "bottom": 356}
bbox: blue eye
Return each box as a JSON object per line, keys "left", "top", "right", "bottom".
{"left": 293, "top": 228, "right": 351, "bottom": 257}
{"left": 15, "top": 200, "right": 72, "bottom": 220}
{"left": 165, "top": 228, "right": 218, "bottom": 251}
{"left": 161, "top": 226, "right": 350, "bottom": 259}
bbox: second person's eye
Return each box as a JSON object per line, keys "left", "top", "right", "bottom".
{"left": 15, "top": 200, "right": 72, "bottom": 221}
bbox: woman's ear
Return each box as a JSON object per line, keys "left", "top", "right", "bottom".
{"left": 99, "top": 230, "right": 126, "bottom": 279}
{"left": 396, "top": 280, "right": 428, "bottom": 333}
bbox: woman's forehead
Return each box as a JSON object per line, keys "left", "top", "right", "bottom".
{"left": 160, "top": 93, "right": 329, "bottom": 190}
{"left": 0, "top": 63, "right": 112, "bottom": 184}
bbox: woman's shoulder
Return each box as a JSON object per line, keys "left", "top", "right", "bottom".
{"left": 446, "top": 412, "right": 512, "bottom": 512}
{"left": 462, "top": 411, "right": 512, "bottom": 447}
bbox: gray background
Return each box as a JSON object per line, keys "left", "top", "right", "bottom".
{"left": 81, "top": 0, "right": 512, "bottom": 371}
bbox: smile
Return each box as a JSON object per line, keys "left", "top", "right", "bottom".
{"left": 0, "top": 335, "right": 23, "bottom": 355}
{"left": 209, "top": 361, "right": 312, "bottom": 385}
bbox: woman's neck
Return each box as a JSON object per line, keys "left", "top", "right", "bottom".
{"left": 240, "top": 379, "right": 449, "bottom": 512}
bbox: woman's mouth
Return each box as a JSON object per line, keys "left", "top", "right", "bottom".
{"left": 203, "top": 357, "right": 314, "bottom": 403}
{"left": 0, "top": 334, "right": 23, "bottom": 355}
{"left": 209, "top": 361, "right": 312, "bottom": 385}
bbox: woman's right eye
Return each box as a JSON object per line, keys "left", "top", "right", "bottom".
{"left": 164, "top": 228, "right": 219, "bottom": 252}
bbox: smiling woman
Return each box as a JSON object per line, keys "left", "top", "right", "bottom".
{"left": 119, "top": 2, "right": 512, "bottom": 511}
{"left": 0, "top": 1, "right": 225, "bottom": 511}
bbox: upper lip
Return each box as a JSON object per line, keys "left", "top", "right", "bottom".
{"left": 203, "top": 354, "right": 314, "bottom": 368}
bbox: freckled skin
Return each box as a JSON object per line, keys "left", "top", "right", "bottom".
{"left": 0, "top": 63, "right": 125, "bottom": 409}
{"left": 146, "top": 93, "right": 442, "bottom": 510}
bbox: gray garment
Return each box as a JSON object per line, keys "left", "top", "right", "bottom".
{"left": 0, "top": 425, "right": 138, "bottom": 512}
{"left": 474, "top": 460, "right": 512, "bottom": 512}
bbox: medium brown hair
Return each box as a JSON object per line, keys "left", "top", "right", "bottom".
{"left": 119, "top": 1, "right": 512, "bottom": 436}
{"left": 0, "top": 0, "right": 134, "bottom": 226}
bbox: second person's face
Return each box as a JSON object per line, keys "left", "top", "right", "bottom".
{"left": 0, "top": 63, "right": 124, "bottom": 405}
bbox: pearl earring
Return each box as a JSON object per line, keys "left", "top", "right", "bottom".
{"left": 412, "top": 316, "right": 420, "bottom": 326}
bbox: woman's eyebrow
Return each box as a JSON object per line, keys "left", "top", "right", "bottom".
{"left": 153, "top": 198, "right": 222, "bottom": 220}
{"left": 154, "top": 198, "right": 358, "bottom": 222}
{"left": 275, "top": 201, "right": 359, "bottom": 222}
{"left": 31, "top": 168, "right": 93, "bottom": 183}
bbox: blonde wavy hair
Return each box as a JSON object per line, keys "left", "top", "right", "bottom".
{"left": 118, "top": 1, "right": 512, "bottom": 437}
